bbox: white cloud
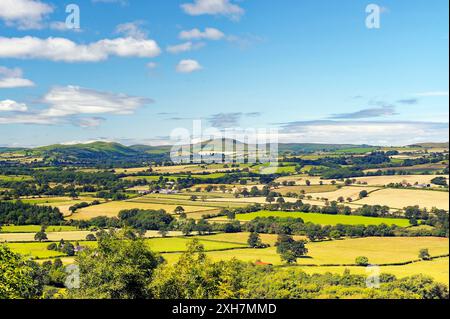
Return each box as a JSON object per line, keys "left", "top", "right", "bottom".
{"left": 176, "top": 59, "right": 202, "bottom": 73}
{"left": 0, "top": 66, "right": 35, "bottom": 88}
{"left": 416, "top": 91, "right": 449, "bottom": 97}
{"left": 181, "top": 0, "right": 244, "bottom": 20}
{"left": 0, "top": 0, "right": 53, "bottom": 29}
{"left": 115, "top": 21, "right": 148, "bottom": 39}
{"left": 0, "top": 36, "right": 161, "bottom": 62}
{"left": 167, "top": 42, "right": 205, "bottom": 54}
{"left": 41, "top": 85, "right": 153, "bottom": 117}
{"left": 0, "top": 99, "right": 28, "bottom": 112}
{"left": 279, "top": 120, "right": 449, "bottom": 146}
{"left": 0, "top": 86, "right": 153, "bottom": 127}
{"left": 179, "top": 28, "right": 225, "bottom": 40}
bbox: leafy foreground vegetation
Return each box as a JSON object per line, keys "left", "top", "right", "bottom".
{"left": 1, "top": 230, "right": 448, "bottom": 299}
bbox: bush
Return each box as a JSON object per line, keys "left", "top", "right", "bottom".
{"left": 355, "top": 256, "right": 369, "bottom": 266}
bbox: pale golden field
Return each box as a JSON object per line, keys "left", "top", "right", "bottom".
{"left": 70, "top": 200, "right": 216, "bottom": 220}
{"left": 276, "top": 184, "right": 338, "bottom": 195}
{"left": 356, "top": 188, "right": 449, "bottom": 210}
{"left": 352, "top": 175, "right": 449, "bottom": 187}
{"left": 294, "top": 257, "right": 450, "bottom": 286}
{"left": 307, "top": 186, "right": 380, "bottom": 202}
{"left": 364, "top": 163, "right": 447, "bottom": 173}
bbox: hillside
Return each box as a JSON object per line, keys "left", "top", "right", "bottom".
{"left": 409, "top": 142, "right": 449, "bottom": 149}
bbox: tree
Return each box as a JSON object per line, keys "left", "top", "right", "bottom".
{"left": 85, "top": 234, "right": 97, "bottom": 241}
{"left": 181, "top": 219, "right": 196, "bottom": 236}
{"left": 266, "top": 195, "right": 275, "bottom": 204}
{"left": 0, "top": 246, "right": 45, "bottom": 298}
{"left": 275, "top": 235, "right": 308, "bottom": 264}
{"left": 355, "top": 256, "right": 369, "bottom": 266}
{"left": 34, "top": 230, "right": 48, "bottom": 242}
{"left": 305, "top": 180, "right": 311, "bottom": 186}
{"left": 68, "top": 230, "right": 160, "bottom": 299}
{"left": 329, "top": 230, "right": 342, "bottom": 240}
{"left": 419, "top": 249, "right": 431, "bottom": 261}
{"left": 174, "top": 206, "right": 185, "bottom": 215}
{"left": 359, "top": 190, "right": 369, "bottom": 199}
{"left": 61, "top": 242, "right": 75, "bottom": 256}
{"left": 431, "top": 177, "right": 448, "bottom": 187}
{"left": 247, "top": 232, "right": 267, "bottom": 248}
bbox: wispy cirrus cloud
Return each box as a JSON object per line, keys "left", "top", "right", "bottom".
{"left": 208, "top": 112, "right": 262, "bottom": 127}
{"left": 181, "top": 0, "right": 244, "bottom": 20}
{"left": 115, "top": 21, "right": 148, "bottom": 39}
{"left": 0, "top": 36, "right": 161, "bottom": 62}
{"left": 397, "top": 98, "right": 419, "bottom": 105}
{"left": 415, "top": 91, "right": 449, "bottom": 97}
{"left": 329, "top": 105, "right": 398, "bottom": 119}
{"left": 167, "top": 42, "right": 205, "bottom": 54}
{"left": 278, "top": 120, "right": 449, "bottom": 146}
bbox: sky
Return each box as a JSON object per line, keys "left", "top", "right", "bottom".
{"left": 0, "top": 0, "right": 448, "bottom": 147}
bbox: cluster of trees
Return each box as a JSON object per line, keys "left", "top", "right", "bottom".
{"left": 0, "top": 201, "right": 64, "bottom": 225}
{"left": 245, "top": 217, "right": 398, "bottom": 240}
{"left": 3, "top": 231, "right": 448, "bottom": 299}
{"left": 47, "top": 239, "right": 76, "bottom": 256}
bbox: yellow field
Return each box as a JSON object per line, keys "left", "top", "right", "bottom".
{"left": 0, "top": 230, "right": 185, "bottom": 243}
{"left": 70, "top": 200, "right": 216, "bottom": 220}
{"left": 356, "top": 188, "right": 449, "bottom": 210}
{"left": 296, "top": 257, "right": 449, "bottom": 286}
{"left": 352, "top": 175, "right": 449, "bottom": 187}
{"left": 161, "top": 236, "right": 449, "bottom": 267}
{"left": 307, "top": 186, "right": 380, "bottom": 201}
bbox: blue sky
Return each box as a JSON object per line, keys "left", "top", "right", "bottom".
{"left": 0, "top": 0, "right": 448, "bottom": 147}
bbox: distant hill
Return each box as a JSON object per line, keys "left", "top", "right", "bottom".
{"left": 129, "top": 144, "right": 173, "bottom": 155}
{"left": 35, "top": 142, "right": 140, "bottom": 158}
{"left": 409, "top": 142, "right": 449, "bottom": 149}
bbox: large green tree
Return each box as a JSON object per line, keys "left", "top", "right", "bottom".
{"left": 0, "top": 245, "right": 44, "bottom": 299}
{"left": 69, "top": 229, "right": 160, "bottom": 299}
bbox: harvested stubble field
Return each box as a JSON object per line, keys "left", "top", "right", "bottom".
{"left": 355, "top": 188, "right": 449, "bottom": 210}
{"left": 307, "top": 186, "right": 380, "bottom": 202}
{"left": 352, "top": 174, "right": 450, "bottom": 186}
{"left": 276, "top": 185, "right": 338, "bottom": 195}
{"left": 70, "top": 200, "right": 217, "bottom": 220}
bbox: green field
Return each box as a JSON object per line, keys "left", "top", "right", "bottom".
{"left": 0, "top": 175, "right": 33, "bottom": 182}
{"left": 0, "top": 225, "right": 78, "bottom": 233}
{"left": 233, "top": 211, "right": 411, "bottom": 226}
